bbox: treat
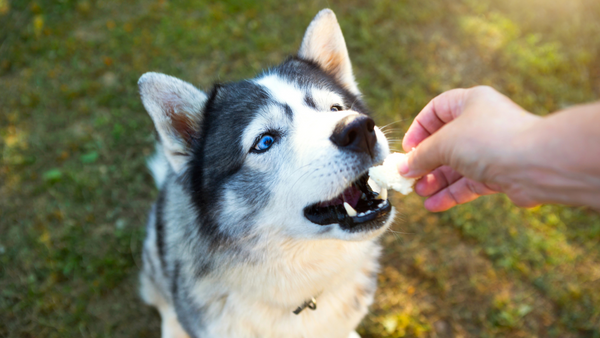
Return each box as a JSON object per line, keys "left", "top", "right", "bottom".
{"left": 368, "top": 153, "right": 416, "bottom": 195}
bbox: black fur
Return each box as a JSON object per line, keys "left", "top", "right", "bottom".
{"left": 173, "top": 261, "right": 207, "bottom": 338}
{"left": 155, "top": 186, "right": 167, "bottom": 273}
{"left": 194, "top": 260, "right": 212, "bottom": 279}
{"left": 304, "top": 94, "right": 317, "bottom": 109}
{"left": 281, "top": 103, "right": 294, "bottom": 120}
{"left": 171, "top": 260, "right": 180, "bottom": 300}
{"left": 186, "top": 81, "right": 273, "bottom": 247}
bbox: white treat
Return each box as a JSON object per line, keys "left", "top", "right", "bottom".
{"left": 368, "top": 153, "right": 416, "bottom": 195}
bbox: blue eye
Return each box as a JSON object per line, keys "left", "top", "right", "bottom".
{"left": 330, "top": 104, "right": 343, "bottom": 112}
{"left": 253, "top": 135, "right": 275, "bottom": 153}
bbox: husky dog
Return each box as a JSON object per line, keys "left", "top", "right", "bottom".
{"left": 138, "top": 9, "right": 394, "bottom": 338}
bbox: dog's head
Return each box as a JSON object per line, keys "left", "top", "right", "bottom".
{"left": 139, "top": 9, "right": 394, "bottom": 243}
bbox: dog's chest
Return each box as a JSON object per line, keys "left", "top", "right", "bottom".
{"left": 200, "top": 276, "right": 374, "bottom": 338}
{"left": 181, "top": 240, "right": 381, "bottom": 338}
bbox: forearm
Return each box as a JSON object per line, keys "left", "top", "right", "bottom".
{"left": 507, "top": 102, "right": 600, "bottom": 208}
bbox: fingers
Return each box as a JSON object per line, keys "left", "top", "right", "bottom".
{"left": 414, "top": 166, "right": 463, "bottom": 197}
{"left": 402, "top": 88, "right": 470, "bottom": 152}
{"left": 398, "top": 127, "right": 449, "bottom": 178}
{"left": 423, "top": 177, "right": 497, "bottom": 212}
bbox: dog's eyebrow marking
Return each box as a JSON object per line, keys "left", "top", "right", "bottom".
{"left": 304, "top": 94, "right": 317, "bottom": 109}
{"left": 280, "top": 103, "right": 293, "bottom": 121}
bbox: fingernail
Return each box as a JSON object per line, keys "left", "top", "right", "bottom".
{"left": 398, "top": 156, "right": 409, "bottom": 175}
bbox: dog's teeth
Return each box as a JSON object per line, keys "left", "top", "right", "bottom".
{"left": 367, "top": 178, "right": 381, "bottom": 193}
{"left": 343, "top": 202, "right": 357, "bottom": 217}
{"left": 377, "top": 188, "right": 388, "bottom": 200}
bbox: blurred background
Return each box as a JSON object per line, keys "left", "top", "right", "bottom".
{"left": 1, "top": 0, "right": 599, "bottom": 337}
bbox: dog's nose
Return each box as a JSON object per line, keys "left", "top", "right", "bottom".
{"left": 330, "top": 115, "right": 377, "bottom": 157}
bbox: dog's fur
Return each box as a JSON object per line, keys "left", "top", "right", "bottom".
{"left": 138, "top": 9, "right": 394, "bottom": 338}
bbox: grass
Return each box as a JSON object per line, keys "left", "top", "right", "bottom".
{"left": 1, "top": 0, "right": 599, "bottom": 337}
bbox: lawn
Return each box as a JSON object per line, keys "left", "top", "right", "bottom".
{"left": 1, "top": 0, "right": 599, "bottom": 337}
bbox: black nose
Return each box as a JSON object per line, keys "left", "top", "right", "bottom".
{"left": 330, "top": 115, "right": 377, "bottom": 157}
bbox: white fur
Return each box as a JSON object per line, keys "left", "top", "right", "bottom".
{"left": 147, "top": 143, "right": 170, "bottom": 189}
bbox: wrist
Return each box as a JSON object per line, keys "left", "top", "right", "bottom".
{"left": 495, "top": 113, "right": 543, "bottom": 200}
{"left": 500, "top": 105, "right": 600, "bottom": 208}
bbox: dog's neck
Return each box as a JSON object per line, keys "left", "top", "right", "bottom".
{"left": 211, "top": 235, "right": 381, "bottom": 310}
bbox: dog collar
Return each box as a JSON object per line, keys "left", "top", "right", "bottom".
{"left": 293, "top": 296, "right": 317, "bottom": 315}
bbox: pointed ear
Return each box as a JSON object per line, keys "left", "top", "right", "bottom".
{"left": 298, "top": 9, "right": 360, "bottom": 95}
{"left": 138, "top": 72, "right": 208, "bottom": 174}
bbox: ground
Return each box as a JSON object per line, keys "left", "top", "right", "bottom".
{"left": 1, "top": 0, "right": 600, "bottom": 337}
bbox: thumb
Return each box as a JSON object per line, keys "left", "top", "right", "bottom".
{"left": 398, "top": 129, "right": 450, "bottom": 178}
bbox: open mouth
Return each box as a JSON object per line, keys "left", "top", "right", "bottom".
{"left": 303, "top": 173, "right": 392, "bottom": 232}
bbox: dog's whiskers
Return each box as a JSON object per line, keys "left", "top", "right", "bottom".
{"left": 288, "top": 166, "right": 324, "bottom": 199}
{"left": 382, "top": 128, "right": 401, "bottom": 134}
{"left": 379, "top": 119, "right": 409, "bottom": 132}
{"left": 349, "top": 97, "right": 360, "bottom": 111}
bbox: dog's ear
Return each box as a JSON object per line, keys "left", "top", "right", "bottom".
{"left": 138, "top": 72, "right": 207, "bottom": 174}
{"left": 298, "top": 9, "right": 360, "bottom": 95}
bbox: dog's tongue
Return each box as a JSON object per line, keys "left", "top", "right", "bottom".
{"left": 318, "top": 185, "right": 361, "bottom": 208}
{"left": 342, "top": 186, "right": 362, "bottom": 207}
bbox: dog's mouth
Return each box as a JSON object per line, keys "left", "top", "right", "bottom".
{"left": 303, "top": 172, "right": 392, "bottom": 232}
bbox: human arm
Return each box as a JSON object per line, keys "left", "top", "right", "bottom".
{"left": 398, "top": 86, "right": 600, "bottom": 211}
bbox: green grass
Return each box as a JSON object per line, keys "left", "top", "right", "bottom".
{"left": 1, "top": 0, "right": 599, "bottom": 337}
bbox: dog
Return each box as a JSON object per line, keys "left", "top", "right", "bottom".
{"left": 138, "top": 9, "right": 395, "bottom": 338}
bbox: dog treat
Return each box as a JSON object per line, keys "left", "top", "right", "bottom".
{"left": 368, "top": 153, "right": 416, "bottom": 195}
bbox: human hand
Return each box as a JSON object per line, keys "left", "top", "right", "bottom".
{"left": 398, "top": 86, "right": 542, "bottom": 212}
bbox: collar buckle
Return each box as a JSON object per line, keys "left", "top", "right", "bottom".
{"left": 293, "top": 297, "right": 317, "bottom": 315}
